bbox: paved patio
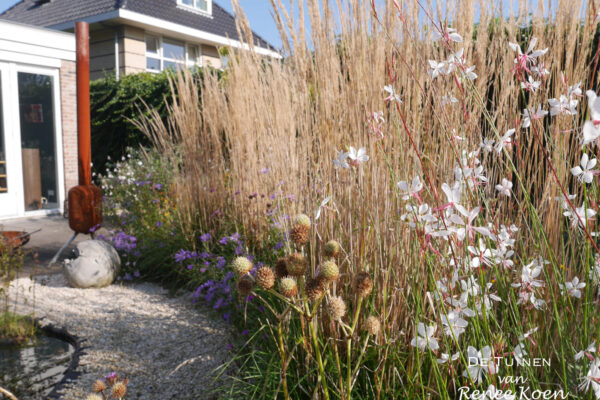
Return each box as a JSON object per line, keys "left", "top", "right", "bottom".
{"left": 0, "top": 215, "right": 92, "bottom": 276}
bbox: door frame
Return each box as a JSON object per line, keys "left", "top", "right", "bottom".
{"left": 0, "top": 62, "right": 65, "bottom": 219}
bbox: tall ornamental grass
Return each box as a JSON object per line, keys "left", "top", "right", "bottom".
{"left": 140, "top": 0, "right": 600, "bottom": 398}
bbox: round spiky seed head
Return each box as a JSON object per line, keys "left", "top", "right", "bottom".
{"left": 274, "top": 257, "right": 288, "bottom": 279}
{"left": 287, "top": 253, "right": 308, "bottom": 276}
{"left": 326, "top": 296, "right": 347, "bottom": 321}
{"left": 85, "top": 395, "right": 103, "bottom": 400}
{"left": 306, "top": 277, "right": 327, "bottom": 301}
{"left": 93, "top": 380, "right": 107, "bottom": 393}
{"left": 237, "top": 275, "right": 254, "bottom": 296}
{"left": 323, "top": 240, "right": 341, "bottom": 258}
{"left": 232, "top": 256, "right": 253, "bottom": 276}
{"left": 319, "top": 260, "right": 340, "bottom": 282}
{"left": 111, "top": 382, "right": 127, "bottom": 399}
{"left": 290, "top": 225, "right": 310, "bottom": 245}
{"left": 294, "top": 214, "right": 311, "bottom": 229}
{"left": 279, "top": 277, "right": 298, "bottom": 298}
{"left": 363, "top": 316, "right": 381, "bottom": 336}
{"left": 255, "top": 267, "right": 275, "bottom": 290}
{"left": 354, "top": 272, "right": 373, "bottom": 298}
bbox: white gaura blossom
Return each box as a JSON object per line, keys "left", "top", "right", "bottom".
{"left": 571, "top": 153, "right": 598, "bottom": 184}
{"left": 432, "top": 26, "right": 463, "bottom": 43}
{"left": 575, "top": 341, "right": 597, "bottom": 361}
{"left": 347, "top": 146, "right": 370, "bottom": 166}
{"left": 548, "top": 95, "right": 578, "bottom": 116}
{"left": 559, "top": 276, "right": 586, "bottom": 299}
{"left": 513, "top": 344, "right": 528, "bottom": 366}
{"left": 441, "top": 95, "right": 459, "bottom": 106}
{"left": 495, "top": 129, "right": 515, "bottom": 154}
{"left": 333, "top": 150, "right": 349, "bottom": 169}
{"left": 522, "top": 105, "right": 548, "bottom": 128}
{"left": 520, "top": 76, "right": 541, "bottom": 92}
{"left": 428, "top": 60, "right": 448, "bottom": 79}
{"left": 579, "top": 358, "right": 600, "bottom": 399}
{"left": 508, "top": 37, "right": 549, "bottom": 71}
{"left": 582, "top": 90, "right": 600, "bottom": 146}
{"left": 410, "top": 323, "right": 439, "bottom": 351}
{"left": 441, "top": 181, "right": 462, "bottom": 209}
{"left": 480, "top": 138, "right": 495, "bottom": 153}
{"left": 440, "top": 311, "right": 468, "bottom": 339}
{"left": 495, "top": 178, "right": 513, "bottom": 197}
{"left": 563, "top": 204, "right": 596, "bottom": 230}
{"left": 437, "top": 352, "right": 460, "bottom": 364}
{"left": 315, "top": 196, "right": 332, "bottom": 220}
{"left": 383, "top": 85, "right": 402, "bottom": 103}
{"left": 463, "top": 345, "right": 497, "bottom": 384}
{"left": 397, "top": 176, "right": 423, "bottom": 201}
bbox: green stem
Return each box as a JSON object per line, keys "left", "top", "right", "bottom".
{"left": 309, "top": 317, "right": 331, "bottom": 400}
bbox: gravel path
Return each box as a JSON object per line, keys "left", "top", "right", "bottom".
{"left": 7, "top": 274, "right": 233, "bottom": 400}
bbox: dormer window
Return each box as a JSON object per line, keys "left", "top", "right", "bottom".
{"left": 178, "top": 0, "right": 212, "bottom": 15}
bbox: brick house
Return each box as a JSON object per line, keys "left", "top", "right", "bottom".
{"left": 0, "top": 20, "right": 76, "bottom": 219}
{"left": 0, "top": 0, "right": 278, "bottom": 80}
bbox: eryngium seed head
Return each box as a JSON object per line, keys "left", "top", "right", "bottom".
{"left": 255, "top": 267, "right": 275, "bottom": 290}
{"left": 232, "top": 256, "right": 253, "bottom": 276}
{"left": 294, "top": 214, "right": 311, "bottom": 228}
{"left": 279, "top": 277, "right": 298, "bottom": 298}
{"left": 326, "top": 296, "right": 347, "bottom": 321}
{"left": 275, "top": 257, "right": 289, "bottom": 279}
{"left": 290, "top": 214, "right": 311, "bottom": 245}
{"left": 306, "top": 277, "right": 327, "bottom": 301}
{"left": 93, "top": 380, "right": 107, "bottom": 393}
{"left": 112, "top": 382, "right": 127, "bottom": 399}
{"left": 319, "top": 260, "right": 340, "bottom": 281}
{"left": 354, "top": 272, "right": 373, "bottom": 298}
{"left": 363, "top": 316, "right": 381, "bottom": 336}
{"left": 287, "top": 253, "right": 308, "bottom": 276}
{"left": 290, "top": 225, "right": 310, "bottom": 245}
{"left": 237, "top": 275, "right": 254, "bottom": 296}
{"left": 323, "top": 240, "right": 341, "bottom": 258}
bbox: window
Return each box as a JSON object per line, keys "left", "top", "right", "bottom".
{"left": 177, "top": 0, "right": 211, "bottom": 15}
{"left": 145, "top": 35, "right": 202, "bottom": 72}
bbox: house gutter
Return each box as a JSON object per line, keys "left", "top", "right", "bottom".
{"left": 114, "top": 30, "right": 120, "bottom": 81}
{"left": 49, "top": 9, "right": 281, "bottom": 58}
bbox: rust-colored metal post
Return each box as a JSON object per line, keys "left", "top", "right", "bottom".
{"left": 76, "top": 22, "right": 91, "bottom": 186}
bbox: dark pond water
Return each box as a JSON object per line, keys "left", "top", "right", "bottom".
{"left": 0, "top": 334, "right": 74, "bottom": 399}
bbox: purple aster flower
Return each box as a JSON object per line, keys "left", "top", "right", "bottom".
{"left": 133, "top": 270, "right": 141, "bottom": 278}
{"left": 187, "top": 264, "right": 194, "bottom": 270}
{"left": 199, "top": 233, "right": 211, "bottom": 242}
{"left": 154, "top": 183, "right": 163, "bottom": 190}
{"left": 156, "top": 221, "right": 162, "bottom": 227}
{"left": 219, "top": 236, "right": 229, "bottom": 245}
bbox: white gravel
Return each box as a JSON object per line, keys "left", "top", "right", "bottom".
{"left": 7, "top": 273, "right": 233, "bottom": 400}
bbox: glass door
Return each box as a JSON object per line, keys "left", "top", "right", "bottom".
{"left": 17, "top": 71, "right": 59, "bottom": 211}
{"left": 0, "top": 62, "right": 19, "bottom": 218}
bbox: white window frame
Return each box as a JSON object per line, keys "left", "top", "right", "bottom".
{"left": 177, "top": 0, "right": 212, "bottom": 16}
{"left": 145, "top": 34, "right": 203, "bottom": 73}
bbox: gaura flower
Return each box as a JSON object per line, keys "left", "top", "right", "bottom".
{"left": 495, "top": 178, "right": 513, "bottom": 197}
{"left": 571, "top": 153, "right": 598, "bottom": 184}
{"left": 410, "top": 323, "right": 439, "bottom": 351}
{"left": 347, "top": 146, "right": 370, "bottom": 166}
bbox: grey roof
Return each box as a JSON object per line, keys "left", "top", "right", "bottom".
{"left": 0, "top": 0, "right": 274, "bottom": 49}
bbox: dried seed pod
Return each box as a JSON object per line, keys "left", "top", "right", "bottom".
{"left": 232, "top": 256, "right": 253, "bottom": 276}
{"left": 279, "top": 277, "right": 298, "bottom": 298}
{"left": 237, "top": 275, "right": 254, "bottom": 296}
{"left": 354, "top": 272, "right": 373, "bottom": 298}
{"left": 363, "top": 316, "right": 381, "bottom": 336}
{"left": 255, "top": 266, "right": 275, "bottom": 290}
{"left": 290, "top": 214, "right": 311, "bottom": 245}
{"left": 319, "top": 260, "right": 340, "bottom": 282}
{"left": 92, "top": 380, "right": 107, "bottom": 393}
{"left": 287, "top": 253, "right": 308, "bottom": 276}
{"left": 306, "top": 277, "right": 327, "bottom": 301}
{"left": 111, "top": 382, "right": 127, "bottom": 399}
{"left": 323, "top": 240, "right": 341, "bottom": 258}
{"left": 326, "top": 296, "right": 347, "bottom": 321}
{"left": 274, "top": 257, "right": 289, "bottom": 279}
